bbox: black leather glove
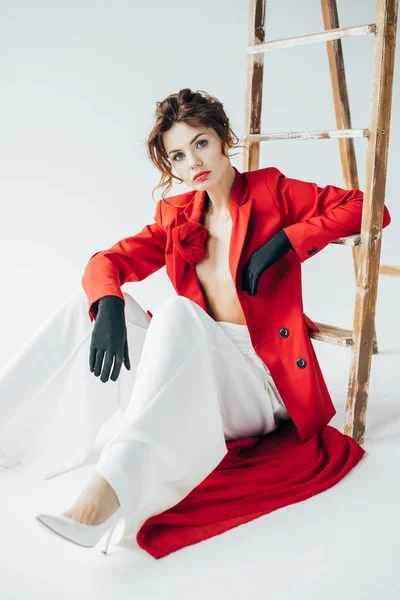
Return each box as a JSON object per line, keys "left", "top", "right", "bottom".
{"left": 241, "top": 230, "right": 293, "bottom": 296}
{"left": 89, "top": 295, "right": 131, "bottom": 383}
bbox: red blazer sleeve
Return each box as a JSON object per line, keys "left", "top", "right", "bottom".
{"left": 81, "top": 200, "right": 167, "bottom": 322}
{"left": 266, "top": 167, "right": 392, "bottom": 263}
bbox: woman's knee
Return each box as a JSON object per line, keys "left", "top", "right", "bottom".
{"left": 152, "top": 296, "right": 203, "bottom": 332}
{"left": 157, "top": 295, "right": 196, "bottom": 314}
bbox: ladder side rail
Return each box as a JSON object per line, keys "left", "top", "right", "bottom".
{"left": 321, "top": 0, "right": 360, "bottom": 189}
{"left": 321, "top": 0, "right": 379, "bottom": 408}
{"left": 243, "top": 0, "right": 267, "bottom": 173}
{"left": 345, "top": 0, "right": 398, "bottom": 443}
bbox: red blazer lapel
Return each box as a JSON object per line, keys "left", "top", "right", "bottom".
{"left": 171, "top": 167, "right": 254, "bottom": 312}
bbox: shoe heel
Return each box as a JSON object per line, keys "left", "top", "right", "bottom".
{"left": 101, "top": 521, "right": 119, "bottom": 555}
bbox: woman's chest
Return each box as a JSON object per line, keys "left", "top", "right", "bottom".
{"left": 194, "top": 213, "right": 233, "bottom": 286}
{"left": 192, "top": 211, "right": 248, "bottom": 323}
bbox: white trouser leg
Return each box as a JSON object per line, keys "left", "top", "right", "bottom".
{"left": 0, "top": 286, "right": 283, "bottom": 546}
{"left": 94, "top": 295, "right": 279, "bottom": 543}
{"left": 0, "top": 285, "right": 151, "bottom": 478}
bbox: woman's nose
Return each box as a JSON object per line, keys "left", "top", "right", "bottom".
{"left": 189, "top": 153, "right": 202, "bottom": 168}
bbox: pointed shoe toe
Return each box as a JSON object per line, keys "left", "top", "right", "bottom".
{"left": 35, "top": 506, "right": 124, "bottom": 550}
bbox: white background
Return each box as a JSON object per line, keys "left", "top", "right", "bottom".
{"left": 0, "top": 2, "right": 399, "bottom": 598}
{"left": 0, "top": 0, "right": 399, "bottom": 362}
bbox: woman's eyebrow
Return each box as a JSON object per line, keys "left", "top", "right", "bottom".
{"left": 168, "top": 133, "right": 207, "bottom": 156}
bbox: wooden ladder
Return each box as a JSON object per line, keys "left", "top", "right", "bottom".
{"left": 243, "top": 0, "right": 398, "bottom": 444}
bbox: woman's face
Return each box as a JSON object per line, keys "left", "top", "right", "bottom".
{"left": 163, "top": 122, "right": 230, "bottom": 189}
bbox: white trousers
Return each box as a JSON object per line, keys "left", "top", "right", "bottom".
{"left": 0, "top": 285, "right": 290, "bottom": 542}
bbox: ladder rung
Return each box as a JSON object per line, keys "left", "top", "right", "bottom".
{"left": 380, "top": 265, "right": 400, "bottom": 275}
{"left": 331, "top": 234, "right": 361, "bottom": 246}
{"left": 248, "top": 23, "right": 376, "bottom": 54}
{"left": 309, "top": 322, "right": 353, "bottom": 347}
{"left": 245, "top": 129, "right": 369, "bottom": 142}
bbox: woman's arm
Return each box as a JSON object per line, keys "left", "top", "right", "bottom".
{"left": 82, "top": 200, "right": 167, "bottom": 322}
{"left": 266, "top": 167, "right": 392, "bottom": 263}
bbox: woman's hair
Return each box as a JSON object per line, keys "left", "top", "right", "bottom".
{"left": 146, "top": 88, "right": 245, "bottom": 207}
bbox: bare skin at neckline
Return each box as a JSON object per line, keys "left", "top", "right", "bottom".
{"left": 196, "top": 201, "right": 247, "bottom": 326}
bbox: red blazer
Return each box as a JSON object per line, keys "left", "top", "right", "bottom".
{"left": 82, "top": 166, "right": 391, "bottom": 444}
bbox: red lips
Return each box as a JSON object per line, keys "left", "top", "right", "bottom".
{"left": 193, "top": 170, "right": 210, "bottom": 181}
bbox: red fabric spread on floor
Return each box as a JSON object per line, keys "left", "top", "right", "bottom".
{"left": 136, "top": 420, "right": 365, "bottom": 559}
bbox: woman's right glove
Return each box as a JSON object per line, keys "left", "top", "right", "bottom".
{"left": 89, "top": 295, "right": 131, "bottom": 383}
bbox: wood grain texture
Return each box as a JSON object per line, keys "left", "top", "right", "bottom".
{"left": 247, "top": 23, "right": 376, "bottom": 53}
{"left": 242, "top": 0, "right": 398, "bottom": 444}
{"left": 343, "top": 0, "right": 398, "bottom": 443}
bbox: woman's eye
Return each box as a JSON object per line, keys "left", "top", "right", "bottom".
{"left": 173, "top": 139, "right": 207, "bottom": 161}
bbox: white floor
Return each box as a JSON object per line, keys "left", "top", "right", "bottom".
{"left": 1, "top": 275, "right": 400, "bottom": 600}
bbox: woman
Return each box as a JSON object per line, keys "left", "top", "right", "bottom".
{"left": 0, "top": 89, "right": 391, "bottom": 558}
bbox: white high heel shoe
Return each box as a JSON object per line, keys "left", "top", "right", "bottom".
{"left": 36, "top": 505, "right": 124, "bottom": 555}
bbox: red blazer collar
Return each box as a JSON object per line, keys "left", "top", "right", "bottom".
{"left": 171, "top": 166, "right": 255, "bottom": 316}
{"left": 182, "top": 166, "right": 249, "bottom": 223}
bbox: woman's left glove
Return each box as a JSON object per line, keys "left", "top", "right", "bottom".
{"left": 241, "top": 230, "right": 292, "bottom": 296}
